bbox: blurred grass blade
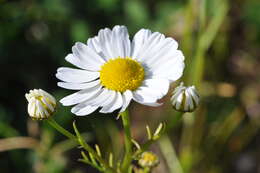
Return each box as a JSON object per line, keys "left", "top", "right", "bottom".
{"left": 0, "top": 137, "right": 39, "bottom": 152}
{"left": 191, "top": 0, "right": 229, "bottom": 85}
{"left": 159, "top": 135, "right": 184, "bottom": 173}
{"left": 109, "top": 152, "right": 113, "bottom": 167}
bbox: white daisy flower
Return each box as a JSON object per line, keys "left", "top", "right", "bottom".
{"left": 25, "top": 89, "right": 56, "bottom": 120}
{"left": 171, "top": 82, "right": 199, "bottom": 112}
{"left": 56, "top": 25, "right": 185, "bottom": 116}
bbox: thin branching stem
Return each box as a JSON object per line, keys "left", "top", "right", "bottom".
{"left": 73, "top": 122, "right": 116, "bottom": 173}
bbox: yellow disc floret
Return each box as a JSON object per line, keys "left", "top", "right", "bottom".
{"left": 100, "top": 57, "right": 145, "bottom": 92}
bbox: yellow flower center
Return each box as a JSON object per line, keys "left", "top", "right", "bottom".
{"left": 100, "top": 57, "right": 145, "bottom": 92}
{"left": 142, "top": 152, "right": 157, "bottom": 163}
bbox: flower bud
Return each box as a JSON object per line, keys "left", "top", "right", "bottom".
{"left": 153, "top": 122, "right": 165, "bottom": 140}
{"left": 25, "top": 89, "right": 56, "bottom": 120}
{"left": 138, "top": 152, "right": 159, "bottom": 168}
{"left": 171, "top": 82, "right": 199, "bottom": 112}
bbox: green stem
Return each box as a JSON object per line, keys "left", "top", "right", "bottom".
{"left": 48, "top": 118, "right": 115, "bottom": 173}
{"left": 143, "top": 167, "right": 151, "bottom": 173}
{"left": 121, "top": 109, "right": 133, "bottom": 172}
{"left": 80, "top": 139, "right": 115, "bottom": 173}
{"left": 73, "top": 122, "right": 116, "bottom": 173}
{"left": 46, "top": 117, "right": 76, "bottom": 140}
{"left": 165, "top": 112, "right": 184, "bottom": 132}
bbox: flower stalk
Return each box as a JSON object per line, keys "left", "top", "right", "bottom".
{"left": 121, "top": 109, "right": 133, "bottom": 172}
{"left": 46, "top": 117, "right": 76, "bottom": 140}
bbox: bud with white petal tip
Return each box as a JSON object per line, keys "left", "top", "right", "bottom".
{"left": 171, "top": 82, "right": 199, "bottom": 112}
{"left": 25, "top": 89, "right": 56, "bottom": 120}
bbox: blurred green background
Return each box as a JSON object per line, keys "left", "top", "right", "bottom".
{"left": 1, "top": 0, "right": 260, "bottom": 172}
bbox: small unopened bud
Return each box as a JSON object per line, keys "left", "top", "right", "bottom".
{"left": 171, "top": 82, "right": 199, "bottom": 112}
{"left": 25, "top": 89, "right": 56, "bottom": 120}
{"left": 153, "top": 122, "right": 165, "bottom": 140}
{"left": 138, "top": 152, "right": 159, "bottom": 168}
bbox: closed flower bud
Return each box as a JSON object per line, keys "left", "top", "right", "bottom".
{"left": 138, "top": 152, "right": 159, "bottom": 168}
{"left": 171, "top": 82, "right": 199, "bottom": 112}
{"left": 25, "top": 89, "right": 56, "bottom": 120}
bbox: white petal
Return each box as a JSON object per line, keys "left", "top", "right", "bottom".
{"left": 150, "top": 50, "right": 185, "bottom": 81}
{"left": 72, "top": 105, "right": 99, "bottom": 116}
{"left": 132, "top": 78, "right": 170, "bottom": 105}
{"left": 28, "top": 101, "right": 35, "bottom": 116}
{"left": 40, "top": 89, "right": 56, "bottom": 103}
{"left": 133, "top": 87, "right": 158, "bottom": 102}
{"left": 60, "top": 85, "right": 102, "bottom": 106}
{"left": 87, "top": 36, "right": 101, "bottom": 53}
{"left": 87, "top": 36, "right": 107, "bottom": 61}
{"left": 185, "top": 92, "right": 193, "bottom": 111}
{"left": 151, "top": 50, "right": 184, "bottom": 70}
{"left": 134, "top": 32, "right": 165, "bottom": 60}
{"left": 131, "top": 29, "right": 152, "bottom": 58}
{"left": 131, "top": 30, "right": 183, "bottom": 82}
{"left": 56, "top": 67, "right": 99, "bottom": 83}
{"left": 119, "top": 90, "right": 133, "bottom": 113}
{"left": 175, "top": 94, "right": 183, "bottom": 109}
{"left": 65, "top": 54, "right": 91, "bottom": 70}
{"left": 99, "top": 90, "right": 115, "bottom": 107}
{"left": 188, "top": 87, "right": 199, "bottom": 104}
{"left": 25, "top": 93, "right": 30, "bottom": 101}
{"left": 111, "top": 25, "right": 131, "bottom": 58}
{"left": 99, "top": 90, "right": 117, "bottom": 112}
{"left": 72, "top": 42, "right": 105, "bottom": 71}
{"left": 77, "top": 88, "right": 111, "bottom": 107}
{"left": 140, "top": 102, "right": 162, "bottom": 106}
{"left": 141, "top": 38, "right": 178, "bottom": 67}
{"left": 58, "top": 80, "right": 100, "bottom": 90}
{"left": 98, "top": 28, "right": 114, "bottom": 60}
{"left": 97, "top": 26, "right": 131, "bottom": 60}
{"left": 133, "top": 87, "right": 163, "bottom": 107}
{"left": 99, "top": 92, "right": 123, "bottom": 113}
{"left": 171, "top": 89, "right": 184, "bottom": 103}
{"left": 143, "top": 79, "right": 170, "bottom": 96}
{"left": 36, "top": 100, "right": 44, "bottom": 118}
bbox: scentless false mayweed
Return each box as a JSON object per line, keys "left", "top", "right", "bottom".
{"left": 171, "top": 82, "right": 199, "bottom": 112}
{"left": 25, "top": 89, "right": 56, "bottom": 120}
{"left": 138, "top": 151, "right": 159, "bottom": 168}
{"left": 56, "top": 25, "right": 185, "bottom": 116}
